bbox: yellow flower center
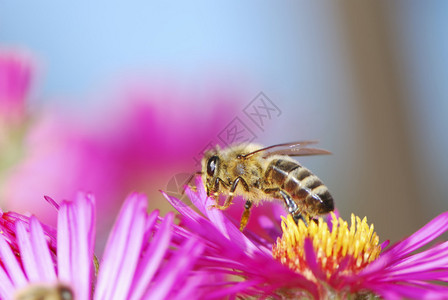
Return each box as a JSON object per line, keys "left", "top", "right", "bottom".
{"left": 272, "top": 213, "right": 381, "bottom": 280}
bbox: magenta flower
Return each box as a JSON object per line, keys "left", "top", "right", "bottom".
{"left": 165, "top": 177, "right": 448, "bottom": 299}
{"left": 0, "top": 192, "right": 205, "bottom": 300}
{"left": 0, "top": 49, "right": 240, "bottom": 234}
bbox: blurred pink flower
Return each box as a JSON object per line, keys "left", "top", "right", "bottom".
{"left": 1, "top": 113, "right": 113, "bottom": 229}
{"left": 0, "top": 49, "right": 32, "bottom": 120}
{"left": 88, "top": 88, "right": 239, "bottom": 199}
{"left": 0, "top": 49, "right": 240, "bottom": 249}
{"left": 2, "top": 94, "right": 237, "bottom": 232}
{"left": 0, "top": 50, "right": 34, "bottom": 193}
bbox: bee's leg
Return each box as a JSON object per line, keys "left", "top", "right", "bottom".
{"left": 214, "top": 177, "right": 228, "bottom": 193}
{"left": 207, "top": 177, "right": 228, "bottom": 198}
{"left": 239, "top": 200, "right": 253, "bottom": 231}
{"left": 208, "top": 177, "right": 230, "bottom": 209}
{"left": 209, "top": 177, "right": 249, "bottom": 210}
{"left": 293, "top": 213, "right": 308, "bottom": 226}
{"left": 264, "top": 188, "right": 302, "bottom": 223}
{"left": 209, "top": 195, "right": 234, "bottom": 210}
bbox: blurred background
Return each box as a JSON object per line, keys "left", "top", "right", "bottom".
{"left": 1, "top": 1, "right": 447, "bottom": 245}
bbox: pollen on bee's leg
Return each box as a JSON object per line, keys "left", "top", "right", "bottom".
{"left": 239, "top": 201, "right": 253, "bottom": 231}
{"left": 239, "top": 214, "right": 249, "bottom": 231}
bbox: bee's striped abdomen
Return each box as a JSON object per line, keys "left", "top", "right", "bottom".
{"left": 265, "top": 159, "right": 334, "bottom": 216}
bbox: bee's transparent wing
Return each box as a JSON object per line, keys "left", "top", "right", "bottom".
{"left": 242, "top": 141, "right": 331, "bottom": 158}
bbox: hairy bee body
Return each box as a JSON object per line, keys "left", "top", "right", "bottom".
{"left": 264, "top": 157, "right": 334, "bottom": 216}
{"left": 203, "top": 144, "right": 266, "bottom": 203}
{"left": 202, "top": 142, "right": 334, "bottom": 230}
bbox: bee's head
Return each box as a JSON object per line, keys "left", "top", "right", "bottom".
{"left": 201, "top": 151, "right": 220, "bottom": 197}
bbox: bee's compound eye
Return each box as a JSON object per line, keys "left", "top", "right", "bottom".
{"left": 207, "top": 156, "right": 219, "bottom": 177}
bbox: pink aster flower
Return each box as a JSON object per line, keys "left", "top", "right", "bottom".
{"left": 0, "top": 192, "right": 205, "bottom": 300}
{"left": 165, "top": 177, "right": 448, "bottom": 299}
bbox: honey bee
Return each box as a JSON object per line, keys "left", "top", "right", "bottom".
{"left": 201, "top": 141, "right": 334, "bottom": 231}
{"left": 14, "top": 283, "right": 73, "bottom": 300}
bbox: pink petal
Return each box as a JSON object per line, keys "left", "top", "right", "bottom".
{"left": 385, "top": 211, "right": 448, "bottom": 258}
{"left": 161, "top": 191, "right": 202, "bottom": 224}
{"left": 255, "top": 214, "right": 282, "bottom": 243}
{"left": 95, "top": 193, "right": 147, "bottom": 300}
{"left": 129, "top": 212, "right": 173, "bottom": 300}
{"left": 57, "top": 194, "right": 95, "bottom": 300}
{"left": 15, "top": 221, "right": 40, "bottom": 282}
{"left": 393, "top": 240, "right": 448, "bottom": 269}
{"left": 367, "top": 282, "right": 448, "bottom": 299}
{"left": 362, "top": 212, "right": 448, "bottom": 279}
{"left": 379, "top": 270, "right": 448, "bottom": 282}
{"left": 57, "top": 202, "right": 71, "bottom": 284}
{"left": 0, "top": 267, "right": 14, "bottom": 300}
{"left": 29, "top": 217, "right": 57, "bottom": 282}
{"left": 140, "top": 209, "right": 159, "bottom": 250}
{"left": 0, "top": 234, "right": 27, "bottom": 288}
{"left": 144, "top": 238, "right": 204, "bottom": 299}
{"left": 44, "top": 195, "right": 60, "bottom": 210}
{"left": 73, "top": 194, "right": 95, "bottom": 300}
{"left": 205, "top": 279, "right": 264, "bottom": 299}
{"left": 170, "top": 273, "right": 208, "bottom": 300}
{"left": 387, "top": 252, "right": 448, "bottom": 276}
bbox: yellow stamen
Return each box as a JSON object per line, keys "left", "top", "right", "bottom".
{"left": 272, "top": 213, "right": 381, "bottom": 280}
